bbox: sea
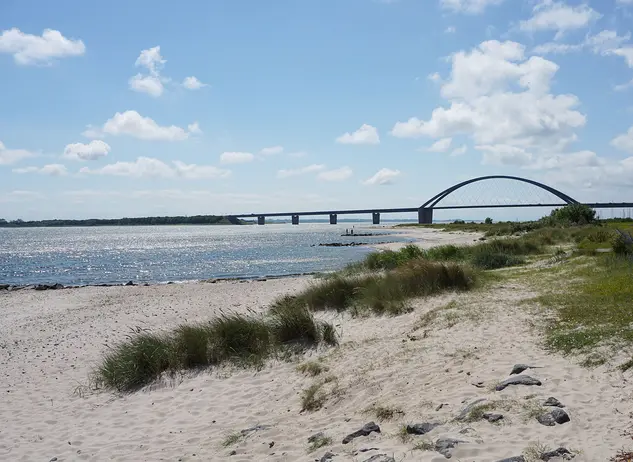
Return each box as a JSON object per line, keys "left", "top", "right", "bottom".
{"left": 0, "top": 224, "right": 409, "bottom": 286}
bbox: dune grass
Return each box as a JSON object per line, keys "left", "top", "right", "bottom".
{"left": 95, "top": 300, "right": 337, "bottom": 391}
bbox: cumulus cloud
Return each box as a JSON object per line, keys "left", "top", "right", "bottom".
{"left": 182, "top": 76, "right": 207, "bottom": 90}
{"left": 63, "top": 140, "right": 110, "bottom": 161}
{"left": 260, "top": 146, "right": 284, "bottom": 156}
{"left": 363, "top": 168, "right": 401, "bottom": 185}
{"left": 477, "top": 144, "right": 533, "bottom": 166}
{"left": 220, "top": 152, "right": 255, "bottom": 164}
{"left": 0, "top": 141, "right": 36, "bottom": 165}
{"left": 83, "top": 111, "right": 201, "bottom": 141}
{"left": 317, "top": 166, "right": 353, "bottom": 181}
{"left": 336, "top": 124, "right": 380, "bottom": 145}
{"left": 79, "top": 157, "right": 230, "bottom": 179}
{"left": 391, "top": 40, "right": 585, "bottom": 156}
{"left": 277, "top": 164, "right": 325, "bottom": 178}
{"left": 611, "top": 126, "right": 633, "bottom": 153}
{"left": 13, "top": 164, "right": 68, "bottom": 176}
{"left": 533, "top": 30, "right": 631, "bottom": 55}
{"left": 129, "top": 74, "right": 164, "bottom": 97}
{"left": 440, "top": 0, "right": 505, "bottom": 14}
{"left": 0, "top": 28, "right": 85, "bottom": 65}
{"left": 428, "top": 137, "right": 453, "bottom": 152}
{"left": 520, "top": 1, "right": 601, "bottom": 40}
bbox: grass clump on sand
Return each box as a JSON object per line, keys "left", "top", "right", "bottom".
{"left": 97, "top": 333, "right": 174, "bottom": 392}
{"left": 307, "top": 433, "right": 333, "bottom": 453}
{"left": 300, "top": 375, "right": 338, "bottom": 412}
{"left": 222, "top": 431, "right": 244, "bottom": 447}
{"left": 365, "top": 404, "right": 405, "bottom": 421}
{"left": 297, "top": 360, "right": 328, "bottom": 377}
{"left": 95, "top": 298, "right": 338, "bottom": 392}
{"left": 301, "top": 259, "right": 475, "bottom": 316}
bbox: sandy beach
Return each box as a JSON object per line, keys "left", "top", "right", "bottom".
{"left": 2, "top": 228, "right": 632, "bottom": 461}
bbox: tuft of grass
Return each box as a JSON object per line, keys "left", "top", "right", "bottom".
{"left": 365, "top": 404, "right": 405, "bottom": 421}
{"left": 523, "top": 441, "right": 551, "bottom": 462}
{"left": 268, "top": 295, "right": 321, "bottom": 345}
{"left": 611, "top": 450, "right": 633, "bottom": 462}
{"left": 320, "top": 321, "right": 338, "bottom": 346}
{"left": 96, "top": 333, "right": 174, "bottom": 392}
{"left": 301, "top": 381, "right": 328, "bottom": 412}
{"left": 463, "top": 402, "right": 497, "bottom": 423}
{"left": 172, "top": 324, "right": 213, "bottom": 368}
{"left": 222, "top": 432, "right": 243, "bottom": 447}
{"left": 307, "top": 434, "right": 332, "bottom": 453}
{"left": 297, "top": 360, "right": 328, "bottom": 377}
{"left": 396, "top": 424, "right": 412, "bottom": 443}
{"left": 301, "top": 275, "right": 366, "bottom": 311}
{"left": 208, "top": 313, "right": 272, "bottom": 365}
{"left": 620, "top": 358, "right": 633, "bottom": 372}
{"left": 413, "top": 440, "right": 435, "bottom": 451}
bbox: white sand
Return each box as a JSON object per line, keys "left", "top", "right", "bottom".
{"left": 373, "top": 226, "right": 484, "bottom": 251}
{"left": 1, "top": 229, "right": 631, "bottom": 461}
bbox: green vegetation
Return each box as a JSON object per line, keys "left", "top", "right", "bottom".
{"left": 297, "top": 360, "right": 328, "bottom": 377}
{"left": 300, "top": 375, "right": 338, "bottom": 412}
{"left": 307, "top": 433, "right": 333, "bottom": 453}
{"left": 0, "top": 215, "right": 249, "bottom": 227}
{"left": 365, "top": 404, "right": 405, "bottom": 421}
{"left": 222, "top": 432, "right": 244, "bottom": 447}
{"left": 95, "top": 303, "right": 336, "bottom": 391}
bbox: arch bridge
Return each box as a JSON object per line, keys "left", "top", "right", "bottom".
{"left": 230, "top": 175, "right": 632, "bottom": 225}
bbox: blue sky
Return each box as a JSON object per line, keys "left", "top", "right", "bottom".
{"left": 1, "top": 0, "right": 633, "bottom": 221}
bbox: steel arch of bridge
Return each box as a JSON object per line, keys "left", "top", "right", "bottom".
{"left": 420, "top": 175, "right": 579, "bottom": 209}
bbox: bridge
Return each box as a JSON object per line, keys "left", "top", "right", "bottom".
{"left": 230, "top": 175, "right": 633, "bottom": 225}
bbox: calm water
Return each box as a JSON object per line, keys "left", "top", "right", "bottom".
{"left": 0, "top": 224, "right": 405, "bottom": 286}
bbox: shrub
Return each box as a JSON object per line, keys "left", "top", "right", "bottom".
{"left": 548, "top": 203, "right": 598, "bottom": 225}
{"left": 96, "top": 333, "right": 174, "bottom": 391}
{"left": 268, "top": 295, "right": 320, "bottom": 345}
{"left": 423, "top": 244, "right": 467, "bottom": 261}
{"left": 484, "top": 217, "right": 493, "bottom": 225}
{"left": 471, "top": 250, "right": 525, "bottom": 269}
{"left": 613, "top": 231, "right": 633, "bottom": 256}
{"left": 301, "top": 275, "right": 365, "bottom": 311}
{"left": 363, "top": 244, "right": 424, "bottom": 271}
{"left": 320, "top": 322, "right": 338, "bottom": 346}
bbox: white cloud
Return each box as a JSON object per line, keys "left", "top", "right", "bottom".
{"left": 220, "top": 152, "right": 255, "bottom": 164}
{"left": 182, "top": 76, "right": 207, "bottom": 90}
{"left": 0, "top": 141, "right": 36, "bottom": 165}
{"left": 450, "top": 144, "right": 467, "bottom": 156}
{"left": 317, "top": 166, "right": 353, "bottom": 181}
{"left": 336, "top": 124, "right": 380, "bottom": 145}
{"left": 0, "top": 28, "right": 85, "bottom": 65}
{"left": 428, "top": 137, "right": 453, "bottom": 152}
{"left": 520, "top": 1, "right": 602, "bottom": 40}
{"left": 13, "top": 164, "right": 67, "bottom": 176}
{"left": 129, "top": 74, "right": 164, "bottom": 97}
{"left": 277, "top": 164, "right": 325, "bottom": 178}
{"left": 363, "top": 168, "right": 401, "bottom": 185}
{"left": 611, "top": 46, "right": 633, "bottom": 67}
{"left": 428, "top": 72, "right": 442, "bottom": 83}
{"left": 478, "top": 144, "right": 533, "bottom": 166}
{"left": 533, "top": 30, "right": 631, "bottom": 55}
{"left": 79, "top": 157, "right": 230, "bottom": 179}
{"left": 445, "top": 26, "right": 457, "bottom": 33}
{"left": 135, "top": 46, "right": 165, "bottom": 74}
{"left": 260, "top": 146, "right": 284, "bottom": 155}
{"left": 440, "top": 0, "right": 504, "bottom": 14}
{"left": 63, "top": 140, "right": 110, "bottom": 161}
{"left": 612, "top": 126, "right": 633, "bottom": 153}
{"left": 391, "top": 40, "right": 585, "bottom": 152}
{"left": 527, "top": 150, "right": 605, "bottom": 170}
{"left": 84, "top": 111, "right": 200, "bottom": 141}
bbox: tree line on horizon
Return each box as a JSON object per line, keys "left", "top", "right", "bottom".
{"left": 0, "top": 215, "right": 251, "bottom": 228}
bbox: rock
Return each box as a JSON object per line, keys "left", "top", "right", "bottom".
{"left": 537, "top": 408, "right": 570, "bottom": 426}
{"left": 319, "top": 452, "right": 335, "bottom": 462}
{"left": 406, "top": 422, "right": 440, "bottom": 435}
{"left": 240, "top": 424, "right": 271, "bottom": 435}
{"left": 0, "top": 284, "right": 9, "bottom": 290}
{"left": 229, "top": 450, "right": 236, "bottom": 456}
{"left": 358, "top": 448, "right": 380, "bottom": 452}
{"left": 496, "top": 457, "right": 525, "bottom": 462}
{"left": 50, "top": 458, "right": 58, "bottom": 462}
{"left": 483, "top": 413, "right": 504, "bottom": 423}
{"left": 543, "top": 397, "right": 564, "bottom": 408}
{"left": 34, "top": 284, "right": 49, "bottom": 291}
{"left": 125, "top": 281, "right": 135, "bottom": 286}
{"left": 362, "top": 456, "right": 395, "bottom": 462}
{"left": 495, "top": 375, "right": 542, "bottom": 391}
{"left": 456, "top": 398, "right": 487, "bottom": 421}
{"left": 541, "top": 447, "right": 573, "bottom": 461}
{"left": 435, "top": 438, "right": 466, "bottom": 458}
{"left": 342, "top": 422, "right": 381, "bottom": 444}
{"left": 308, "top": 432, "right": 325, "bottom": 443}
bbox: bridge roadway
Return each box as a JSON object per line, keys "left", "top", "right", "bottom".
{"left": 231, "top": 202, "right": 633, "bottom": 225}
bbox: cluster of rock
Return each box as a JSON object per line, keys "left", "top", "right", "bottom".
{"left": 317, "top": 242, "right": 388, "bottom": 247}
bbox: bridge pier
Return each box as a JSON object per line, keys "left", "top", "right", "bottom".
{"left": 418, "top": 208, "right": 433, "bottom": 224}
{"left": 372, "top": 212, "right": 380, "bottom": 225}
{"left": 257, "top": 215, "right": 265, "bottom": 225}
{"left": 329, "top": 213, "right": 337, "bottom": 225}
{"left": 291, "top": 214, "right": 299, "bottom": 225}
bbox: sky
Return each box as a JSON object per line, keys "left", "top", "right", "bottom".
{"left": 2, "top": 0, "right": 633, "bottom": 221}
